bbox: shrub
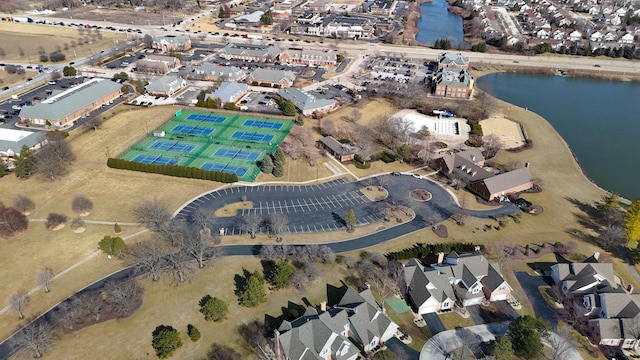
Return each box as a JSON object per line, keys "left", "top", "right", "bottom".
{"left": 0, "top": 207, "right": 28, "bottom": 239}
{"left": 199, "top": 295, "right": 228, "bottom": 322}
{"left": 372, "top": 152, "right": 396, "bottom": 163}
{"left": 354, "top": 160, "right": 371, "bottom": 169}
{"left": 187, "top": 324, "right": 200, "bottom": 342}
{"left": 46, "top": 213, "right": 68, "bottom": 229}
{"left": 468, "top": 121, "right": 483, "bottom": 136}
{"left": 151, "top": 325, "right": 182, "bottom": 359}
{"left": 114, "top": 223, "right": 122, "bottom": 233}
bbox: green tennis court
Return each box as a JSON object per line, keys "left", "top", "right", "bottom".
{"left": 119, "top": 109, "right": 293, "bottom": 182}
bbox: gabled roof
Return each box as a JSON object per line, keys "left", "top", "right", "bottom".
{"left": 0, "top": 129, "right": 44, "bottom": 155}
{"left": 220, "top": 43, "right": 282, "bottom": 59}
{"left": 592, "top": 318, "right": 623, "bottom": 340}
{"left": 479, "top": 167, "right": 533, "bottom": 195}
{"left": 250, "top": 68, "right": 296, "bottom": 85}
{"left": 153, "top": 34, "right": 190, "bottom": 45}
{"left": 434, "top": 68, "right": 472, "bottom": 87}
{"left": 146, "top": 75, "right": 184, "bottom": 93}
{"left": 438, "top": 52, "right": 469, "bottom": 67}
{"left": 278, "top": 88, "right": 335, "bottom": 112}
{"left": 600, "top": 292, "right": 640, "bottom": 318}
{"left": 205, "top": 82, "right": 249, "bottom": 103}
{"left": 317, "top": 136, "right": 353, "bottom": 156}
{"left": 193, "top": 63, "right": 246, "bottom": 79}
{"left": 482, "top": 263, "right": 508, "bottom": 292}
{"left": 19, "top": 79, "right": 121, "bottom": 122}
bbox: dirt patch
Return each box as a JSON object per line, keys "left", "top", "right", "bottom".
{"left": 214, "top": 201, "right": 254, "bottom": 217}
{"left": 479, "top": 116, "right": 526, "bottom": 149}
{"left": 73, "top": 227, "right": 86, "bottom": 233}
{"left": 410, "top": 189, "right": 432, "bottom": 201}
{"left": 432, "top": 224, "right": 448, "bottom": 238}
{"left": 49, "top": 223, "right": 66, "bottom": 231}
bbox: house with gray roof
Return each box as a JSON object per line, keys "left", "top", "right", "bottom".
{"left": 152, "top": 34, "right": 191, "bottom": 52}
{"left": 136, "top": 55, "right": 180, "bottom": 74}
{"left": 249, "top": 68, "right": 296, "bottom": 88}
{"left": 205, "top": 82, "right": 249, "bottom": 104}
{"left": 437, "top": 52, "right": 470, "bottom": 70}
{"left": 146, "top": 75, "right": 186, "bottom": 97}
{"left": 432, "top": 149, "right": 492, "bottom": 185}
{"left": 18, "top": 78, "right": 121, "bottom": 128}
{"left": 278, "top": 88, "right": 336, "bottom": 116}
{"left": 433, "top": 68, "right": 473, "bottom": 98}
{"left": 280, "top": 48, "right": 337, "bottom": 67}
{"left": 0, "top": 129, "right": 46, "bottom": 158}
{"left": 404, "top": 251, "right": 512, "bottom": 313}
{"left": 231, "top": 10, "right": 264, "bottom": 26}
{"left": 189, "top": 63, "right": 246, "bottom": 82}
{"left": 468, "top": 166, "right": 534, "bottom": 201}
{"left": 275, "top": 287, "right": 399, "bottom": 359}
{"left": 219, "top": 43, "right": 282, "bottom": 63}
{"left": 316, "top": 136, "right": 354, "bottom": 163}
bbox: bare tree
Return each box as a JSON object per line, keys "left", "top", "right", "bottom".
{"left": 73, "top": 291, "right": 104, "bottom": 321}
{"left": 127, "top": 240, "right": 167, "bottom": 281}
{"left": 600, "top": 223, "right": 624, "bottom": 250}
{"left": 156, "top": 217, "right": 187, "bottom": 247}
{"left": 241, "top": 213, "right": 262, "bottom": 239}
{"left": 35, "top": 136, "right": 75, "bottom": 180}
{"left": 9, "top": 290, "right": 28, "bottom": 319}
{"left": 182, "top": 225, "right": 220, "bottom": 268}
{"left": 482, "top": 133, "right": 504, "bottom": 159}
{"left": 492, "top": 240, "right": 516, "bottom": 271}
{"left": 84, "top": 116, "right": 103, "bottom": 131}
{"left": 546, "top": 324, "right": 576, "bottom": 360}
{"left": 269, "top": 213, "right": 288, "bottom": 241}
{"left": 190, "top": 207, "right": 215, "bottom": 231}
{"left": 13, "top": 320, "right": 55, "bottom": 359}
{"left": 103, "top": 279, "right": 144, "bottom": 317}
{"left": 71, "top": 194, "right": 93, "bottom": 215}
{"left": 51, "top": 301, "right": 78, "bottom": 330}
{"left": 164, "top": 251, "right": 196, "bottom": 285}
{"left": 37, "top": 267, "right": 54, "bottom": 293}
{"left": 318, "top": 246, "right": 335, "bottom": 264}
{"left": 13, "top": 194, "right": 35, "bottom": 214}
{"left": 0, "top": 207, "right": 28, "bottom": 238}
{"left": 320, "top": 119, "right": 335, "bottom": 137}
{"left": 133, "top": 199, "right": 172, "bottom": 231}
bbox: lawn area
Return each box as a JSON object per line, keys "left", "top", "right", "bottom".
{"left": 40, "top": 257, "right": 352, "bottom": 360}
{"left": 385, "top": 306, "right": 432, "bottom": 352}
{"left": 0, "top": 22, "right": 127, "bottom": 63}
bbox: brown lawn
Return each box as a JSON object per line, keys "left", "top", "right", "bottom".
{"left": 0, "top": 22, "right": 127, "bottom": 63}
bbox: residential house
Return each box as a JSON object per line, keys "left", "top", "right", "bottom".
{"left": 145, "top": 75, "right": 186, "bottom": 97}
{"left": 277, "top": 88, "right": 336, "bottom": 116}
{"left": 188, "top": 63, "right": 247, "bottom": 82}
{"left": 274, "top": 287, "right": 399, "bottom": 359}
{"left": 136, "top": 55, "right": 180, "bottom": 74}
{"left": 18, "top": 78, "right": 121, "bottom": 128}
{"left": 569, "top": 30, "right": 583, "bottom": 42}
{"left": 433, "top": 68, "right": 473, "bottom": 98}
{"left": 620, "top": 33, "right": 635, "bottom": 44}
{"left": 280, "top": 48, "right": 336, "bottom": 67}
{"left": 437, "top": 52, "right": 470, "bottom": 71}
{"left": 218, "top": 43, "right": 282, "bottom": 63}
{"left": 468, "top": 166, "right": 534, "bottom": 201}
{"left": 316, "top": 135, "right": 355, "bottom": 162}
{"left": 248, "top": 68, "right": 296, "bottom": 88}
{"left": 404, "top": 251, "right": 513, "bottom": 313}
{"left": 205, "top": 82, "right": 249, "bottom": 103}
{"left": 432, "top": 149, "right": 493, "bottom": 184}
{"left": 152, "top": 34, "right": 191, "bottom": 52}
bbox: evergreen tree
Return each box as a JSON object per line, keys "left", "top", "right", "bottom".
{"left": 507, "top": 315, "right": 549, "bottom": 360}
{"left": 269, "top": 260, "right": 295, "bottom": 289}
{"left": 345, "top": 209, "right": 357, "bottom": 231}
{"left": 239, "top": 271, "right": 267, "bottom": 307}
{"left": 487, "top": 336, "right": 513, "bottom": 360}
{"left": 199, "top": 295, "right": 228, "bottom": 322}
{"left": 282, "top": 100, "right": 297, "bottom": 116}
{"left": 625, "top": 199, "right": 640, "bottom": 245}
{"left": 272, "top": 148, "right": 286, "bottom": 177}
{"left": 151, "top": 325, "right": 183, "bottom": 359}
{"left": 187, "top": 324, "right": 200, "bottom": 342}
{"left": 98, "top": 236, "right": 127, "bottom": 257}
{"left": 14, "top": 145, "right": 35, "bottom": 179}
{"left": 261, "top": 155, "right": 274, "bottom": 174}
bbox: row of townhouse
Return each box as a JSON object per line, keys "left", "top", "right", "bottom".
{"left": 289, "top": 14, "right": 377, "bottom": 39}
{"left": 404, "top": 251, "right": 513, "bottom": 314}
{"left": 217, "top": 43, "right": 337, "bottom": 67}
{"left": 549, "top": 253, "right": 640, "bottom": 356}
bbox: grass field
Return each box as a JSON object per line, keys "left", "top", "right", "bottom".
{"left": 0, "top": 22, "right": 127, "bottom": 63}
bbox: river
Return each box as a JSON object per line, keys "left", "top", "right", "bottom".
{"left": 415, "top": 0, "right": 466, "bottom": 47}
{"left": 476, "top": 72, "right": 640, "bottom": 201}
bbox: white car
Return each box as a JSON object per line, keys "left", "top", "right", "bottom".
{"left": 48, "top": 81, "right": 56, "bottom": 85}
{"left": 12, "top": 105, "right": 21, "bottom": 110}
{"left": 411, "top": 174, "right": 422, "bottom": 179}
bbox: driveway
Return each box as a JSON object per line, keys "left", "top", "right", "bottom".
{"left": 422, "top": 312, "right": 446, "bottom": 335}
{"left": 386, "top": 336, "right": 420, "bottom": 360}
{"left": 467, "top": 301, "right": 519, "bottom": 325}
{"left": 515, "top": 271, "right": 559, "bottom": 329}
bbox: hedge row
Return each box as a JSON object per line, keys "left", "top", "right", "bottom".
{"left": 107, "top": 158, "right": 238, "bottom": 183}
{"left": 386, "top": 242, "right": 477, "bottom": 260}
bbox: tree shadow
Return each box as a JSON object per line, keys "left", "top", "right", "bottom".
{"left": 233, "top": 268, "right": 252, "bottom": 298}
{"left": 331, "top": 212, "right": 346, "bottom": 227}
{"left": 260, "top": 259, "right": 276, "bottom": 281}
{"left": 327, "top": 283, "right": 349, "bottom": 307}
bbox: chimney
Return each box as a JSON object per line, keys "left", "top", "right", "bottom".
{"left": 320, "top": 301, "right": 327, "bottom": 312}
{"left": 628, "top": 284, "right": 635, "bottom": 294}
{"left": 274, "top": 330, "right": 281, "bottom": 360}
{"left": 593, "top": 252, "right": 600, "bottom": 261}
{"left": 525, "top": 162, "right": 530, "bottom": 168}
{"left": 437, "top": 252, "right": 445, "bottom": 264}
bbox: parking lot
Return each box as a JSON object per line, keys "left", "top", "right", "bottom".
{"left": 359, "top": 57, "right": 433, "bottom": 85}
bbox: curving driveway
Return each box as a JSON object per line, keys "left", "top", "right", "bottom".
{"left": 177, "top": 174, "right": 519, "bottom": 247}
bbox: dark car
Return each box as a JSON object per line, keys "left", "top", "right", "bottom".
{"left": 1, "top": 86, "right": 8, "bottom": 90}
{"left": 391, "top": 172, "right": 401, "bottom": 176}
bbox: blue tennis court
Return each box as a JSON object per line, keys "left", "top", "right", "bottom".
{"left": 149, "top": 141, "right": 197, "bottom": 153}
{"left": 230, "top": 131, "right": 275, "bottom": 143}
{"left": 243, "top": 119, "right": 284, "bottom": 130}
{"left": 214, "top": 147, "right": 262, "bottom": 161}
{"left": 172, "top": 125, "right": 214, "bottom": 136}
{"left": 186, "top": 113, "right": 227, "bottom": 123}
{"left": 132, "top": 154, "right": 180, "bottom": 165}
{"left": 200, "top": 162, "right": 249, "bottom": 177}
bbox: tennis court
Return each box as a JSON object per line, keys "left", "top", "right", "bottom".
{"left": 120, "top": 109, "right": 294, "bottom": 182}
{"left": 243, "top": 119, "right": 284, "bottom": 130}
{"left": 132, "top": 154, "right": 180, "bottom": 165}
{"left": 172, "top": 124, "right": 215, "bottom": 136}
{"left": 149, "top": 141, "right": 197, "bottom": 153}
{"left": 230, "top": 131, "right": 275, "bottom": 143}
{"left": 186, "top": 113, "right": 227, "bottom": 124}
{"left": 214, "top": 147, "right": 262, "bottom": 161}
{"left": 200, "top": 162, "right": 249, "bottom": 177}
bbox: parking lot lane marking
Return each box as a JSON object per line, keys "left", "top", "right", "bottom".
{"left": 310, "top": 199, "right": 319, "bottom": 211}
{"left": 327, "top": 196, "right": 338, "bottom": 208}
{"left": 278, "top": 201, "right": 283, "bottom": 213}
